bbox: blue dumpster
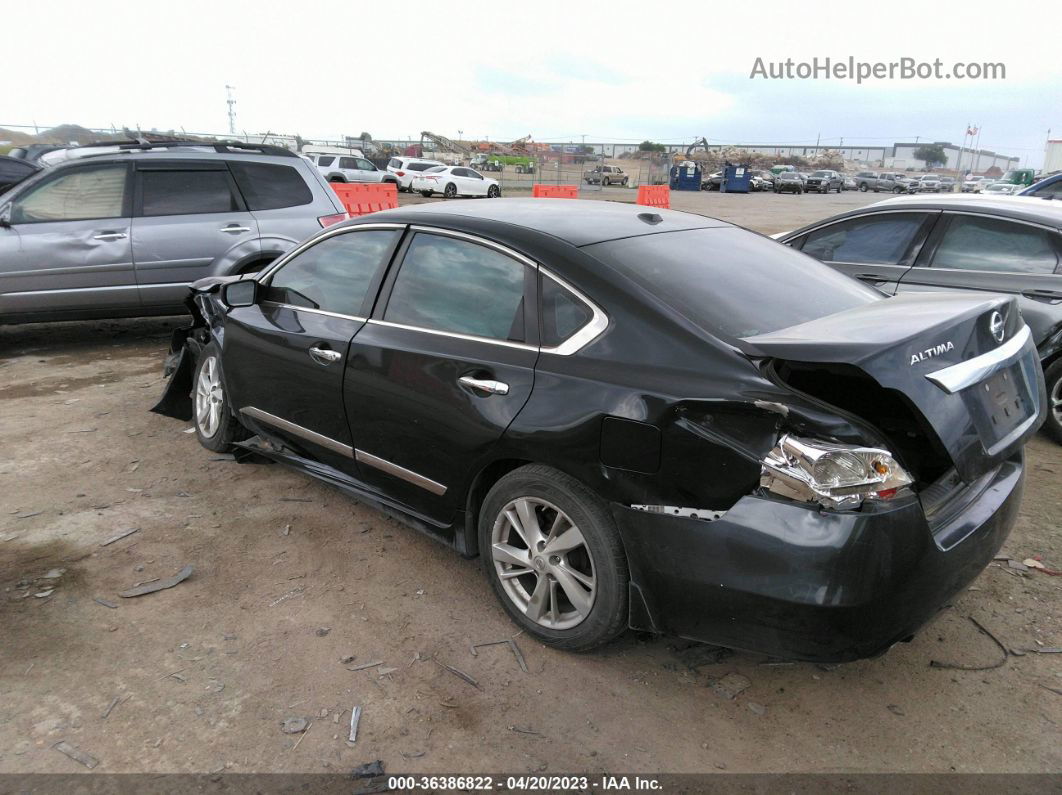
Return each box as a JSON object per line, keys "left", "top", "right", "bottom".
{"left": 669, "top": 162, "right": 702, "bottom": 191}
{"left": 722, "top": 163, "right": 752, "bottom": 193}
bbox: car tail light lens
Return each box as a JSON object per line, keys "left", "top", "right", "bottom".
{"left": 317, "top": 212, "right": 347, "bottom": 228}
{"left": 760, "top": 434, "right": 912, "bottom": 510}
{"left": 396, "top": 171, "right": 405, "bottom": 177}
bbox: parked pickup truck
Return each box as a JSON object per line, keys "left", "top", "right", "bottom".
{"left": 855, "top": 171, "right": 908, "bottom": 193}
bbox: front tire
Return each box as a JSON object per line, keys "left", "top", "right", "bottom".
{"left": 487, "top": 184, "right": 500, "bottom": 198}
{"left": 193, "top": 343, "right": 245, "bottom": 453}
{"left": 859, "top": 183, "right": 868, "bottom": 192}
{"left": 1043, "top": 359, "right": 1062, "bottom": 444}
{"left": 479, "top": 465, "right": 629, "bottom": 651}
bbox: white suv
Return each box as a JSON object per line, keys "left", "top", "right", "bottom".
{"left": 310, "top": 154, "right": 397, "bottom": 186}
{"left": 387, "top": 157, "right": 447, "bottom": 192}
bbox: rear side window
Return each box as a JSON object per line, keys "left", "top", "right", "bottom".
{"left": 229, "top": 162, "right": 312, "bottom": 211}
{"left": 385, "top": 234, "right": 527, "bottom": 341}
{"left": 140, "top": 169, "right": 239, "bottom": 216}
{"left": 931, "top": 216, "right": 1059, "bottom": 274}
{"left": 317, "top": 156, "right": 335, "bottom": 166}
{"left": 586, "top": 227, "right": 880, "bottom": 341}
{"left": 799, "top": 213, "right": 927, "bottom": 265}
{"left": 11, "top": 164, "right": 127, "bottom": 223}
{"left": 541, "top": 275, "right": 592, "bottom": 347}
{"left": 265, "top": 230, "right": 399, "bottom": 316}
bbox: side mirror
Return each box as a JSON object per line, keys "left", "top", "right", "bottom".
{"left": 0, "top": 205, "right": 12, "bottom": 228}
{"left": 221, "top": 279, "right": 258, "bottom": 308}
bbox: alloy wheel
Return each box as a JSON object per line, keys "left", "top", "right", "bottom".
{"left": 195, "top": 355, "right": 224, "bottom": 439}
{"left": 491, "top": 497, "right": 596, "bottom": 630}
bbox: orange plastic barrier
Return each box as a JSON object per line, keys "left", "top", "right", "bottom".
{"left": 531, "top": 184, "right": 579, "bottom": 199}
{"left": 636, "top": 185, "right": 670, "bottom": 209}
{"left": 331, "top": 182, "right": 398, "bottom": 216}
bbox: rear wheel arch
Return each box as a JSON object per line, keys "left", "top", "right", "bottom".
{"left": 460, "top": 457, "right": 534, "bottom": 556}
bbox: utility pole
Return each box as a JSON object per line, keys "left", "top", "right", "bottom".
{"left": 225, "top": 85, "right": 237, "bottom": 136}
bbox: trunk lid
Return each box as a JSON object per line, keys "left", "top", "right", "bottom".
{"left": 743, "top": 293, "right": 1046, "bottom": 482}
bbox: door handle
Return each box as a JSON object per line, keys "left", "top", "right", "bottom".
{"left": 92, "top": 232, "right": 127, "bottom": 241}
{"left": 220, "top": 225, "right": 252, "bottom": 234}
{"left": 1021, "top": 289, "right": 1062, "bottom": 302}
{"left": 855, "top": 273, "right": 887, "bottom": 281}
{"left": 458, "top": 376, "right": 509, "bottom": 395}
{"left": 309, "top": 346, "right": 342, "bottom": 365}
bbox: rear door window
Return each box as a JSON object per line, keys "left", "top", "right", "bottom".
{"left": 339, "top": 157, "right": 358, "bottom": 170}
{"left": 229, "top": 161, "right": 313, "bottom": 210}
{"left": 930, "top": 215, "right": 1059, "bottom": 274}
{"left": 798, "top": 213, "right": 929, "bottom": 265}
{"left": 139, "top": 169, "right": 239, "bottom": 216}
{"left": 384, "top": 233, "right": 528, "bottom": 342}
{"left": 317, "top": 156, "right": 335, "bottom": 167}
{"left": 265, "top": 229, "right": 400, "bottom": 316}
{"left": 11, "top": 164, "right": 128, "bottom": 223}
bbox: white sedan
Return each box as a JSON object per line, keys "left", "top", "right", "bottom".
{"left": 411, "top": 166, "right": 501, "bottom": 198}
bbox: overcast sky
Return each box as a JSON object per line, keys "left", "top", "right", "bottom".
{"left": 6, "top": 0, "right": 1059, "bottom": 166}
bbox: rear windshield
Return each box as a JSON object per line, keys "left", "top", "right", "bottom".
{"left": 407, "top": 162, "right": 441, "bottom": 172}
{"left": 424, "top": 166, "right": 447, "bottom": 173}
{"left": 585, "top": 228, "right": 880, "bottom": 340}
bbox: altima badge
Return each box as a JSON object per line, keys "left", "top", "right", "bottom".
{"left": 910, "top": 341, "right": 955, "bottom": 365}
{"left": 989, "top": 310, "right": 1005, "bottom": 344}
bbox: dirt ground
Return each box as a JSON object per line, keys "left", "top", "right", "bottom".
{"left": 1, "top": 191, "right": 1060, "bottom": 777}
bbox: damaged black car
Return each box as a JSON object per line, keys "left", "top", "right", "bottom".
{"left": 153, "top": 199, "right": 1045, "bottom": 662}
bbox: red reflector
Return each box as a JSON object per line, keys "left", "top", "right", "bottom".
{"left": 317, "top": 212, "right": 347, "bottom": 228}
{"left": 396, "top": 171, "right": 405, "bottom": 177}
{"left": 875, "top": 488, "right": 898, "bottom": 499}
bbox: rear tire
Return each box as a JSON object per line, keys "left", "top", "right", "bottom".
{"left": 602, "top": 177, "right": 611, "bottom": 187}
{"left": 479, "top": 465, "right": 629, "bottom": 651}
{"left": 1043, "top": 359, "right": 1062, "bottom": 444}
{"left": 192, "top": 343, "right": 246, "bottom": 453}
{"left": 859, "top": 183, "right": 868, "bottom": 192}
{"left": 444, "top": 183, "right": 457, "bottom": 199}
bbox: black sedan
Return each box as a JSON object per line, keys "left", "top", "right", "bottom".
{"left": 154, "top": 199, "right": 1045, "bottom": 661}
{"left": 779, "top": 195, "right": 1062, "bottom": 444}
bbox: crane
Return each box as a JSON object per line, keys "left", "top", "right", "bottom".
{"left": 419, "top": 131, "right": 471, "bottom": 156}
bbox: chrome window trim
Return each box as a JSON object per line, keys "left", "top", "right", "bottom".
{"left": 925, "top": 324, "right": 1033, "bottom": 394}
{"left": 239, "top": 406, "right": 354, "bottom": 458}
{"left": 384, "top": 225, "right": 609, "bottom": 356}
{"left": 256, "top": 222, "right": 407, "bottom": 282}
{"left": 367, "top": 319, "right": 538, "bottom": 352}
{"left": 538, "top": 269, "right": 609, "bottom": 356}
{"left": 354, "top": 449, "right": 447, "bottom": 496}
{"left": 260, "top": 300, "right": 366, "bottom": 323}
{"left": 935, "top": 210, "right": 1061, "bottom": 236}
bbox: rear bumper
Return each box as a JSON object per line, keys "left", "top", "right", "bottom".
{"left": 612, "top": 453, "right": 1023, "bottom": 662}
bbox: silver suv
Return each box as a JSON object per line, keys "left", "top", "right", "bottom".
{"left": 0, "top": 141, "right": 346, "bottom": 324}
{"left": 309, "top": 153, "right": 399, "bottom": 186}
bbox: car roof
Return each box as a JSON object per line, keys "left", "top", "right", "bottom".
{"left": 867, "top": 194, "right": 1062, "bottom": 224}
{"left": 356, "top": 198, "right": 730, "bottom": 247}
{"left": 781, "top": 194, "right": 1062, "bottom": 241}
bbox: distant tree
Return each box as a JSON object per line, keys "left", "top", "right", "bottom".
{"left": 638, "top": 140, "right": 666, "bottom": 152}
{"left": 914, "top": 144, "right": 948, "bottom": 169}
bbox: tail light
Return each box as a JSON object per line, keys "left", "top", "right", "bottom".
{"left": 317, "top": 212, "right": 347, "bottom": 228}
{"left": 396, "top": 171, "right": 406, "bottom": 177}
